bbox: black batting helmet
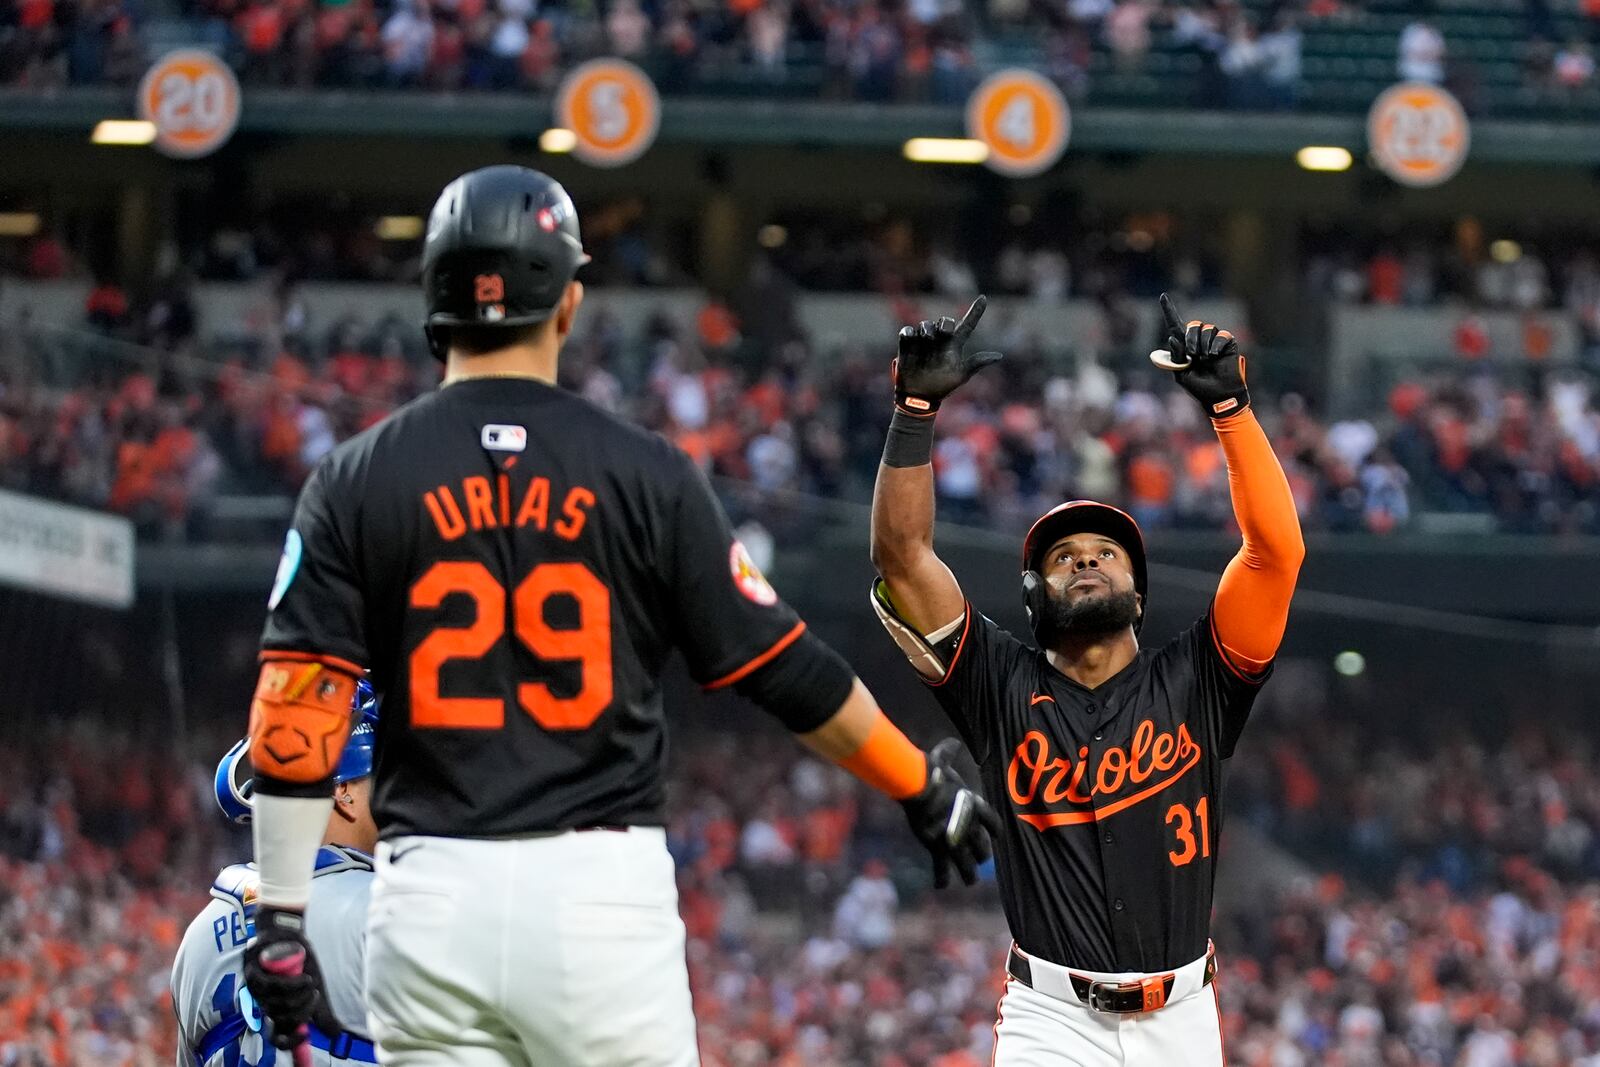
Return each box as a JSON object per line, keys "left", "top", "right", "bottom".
{"left": 1021, "top": 500, "right": 1148, "bottom": 641}
{"left": 421, "top": 165, "right": 590, "bottom": 360}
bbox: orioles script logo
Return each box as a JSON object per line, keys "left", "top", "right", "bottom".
{"left": 1007, "top": 719, "right": 1202, "bottom": 829}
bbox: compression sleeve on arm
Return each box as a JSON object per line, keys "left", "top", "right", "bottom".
{"left": 732, "top": 627, "right": 855, "bottom": 733}
{"left": 732, "top": 628, "right": 928, "bottom": 799}
{"left": 836, "top": 712, "right": 928, "bottom": 799}
{"left": 1211, "top": 409, "right": 1306, "bottom": 675}
{"left": 252, "top": 793, "right": 332, "bottom": 909}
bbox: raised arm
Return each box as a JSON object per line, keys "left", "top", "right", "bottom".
{"left": 1152, "top": 294, "right": 1304, "bottom": 674}
{"left": 1211, "top": 410, "right": 1303, "bottom": 671}
{"left": 870, "top": 297, "right": 1002, "bottom": 635}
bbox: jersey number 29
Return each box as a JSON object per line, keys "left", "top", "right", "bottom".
{"left": 409, "top": 560, "right": 613, "bottom": 730}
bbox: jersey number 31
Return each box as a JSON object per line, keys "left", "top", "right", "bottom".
{"left": 409, "top": 560, "right": 613, "bottom": 731}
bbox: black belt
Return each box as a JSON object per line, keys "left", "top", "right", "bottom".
{"left": 1006, "top": 945, "right": 1216, "bottom": 1014}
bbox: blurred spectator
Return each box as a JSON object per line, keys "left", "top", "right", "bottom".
{"left": 1398, "top": 17, "right": 1446, "bottom": 84}
{"left": 606, "top": 0, "right": 651, "bottom": 57}
{"left": 381, "top": 0, "right": 434, "bottom": 87}
{"left": 1368, "top": 247, "right": 1404, "bottom": 306}
{"left": 84, "top": 279, "right": 130, "bottom": 333}
{"left": 1258, "top": 10, "right": 1302, "bottom": 109}
{"left": 1555, "top": 38, "right": 1596, "bottom": 88}
{"left": 833, "top": 859, "right": 899, "bottom": 948}
{"left": 1106, "top": 0, "right": 1156, "bottom": 69}
{"left": 1219, "top": 17, "right": 1268, "bottom": 108}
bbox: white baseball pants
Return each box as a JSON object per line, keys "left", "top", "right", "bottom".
{"left": 365, "top": 827, "right": 699, "bottom": 1067}
{"left": 991, "top": 945, "right": 1225, "bottom": 1066}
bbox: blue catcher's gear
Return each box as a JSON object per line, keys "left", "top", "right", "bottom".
{"left": 217, "top": 680, "right": 379, "bottom": 824}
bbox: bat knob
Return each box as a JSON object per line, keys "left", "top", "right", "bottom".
{"left": 257, "top": 943, "right": 314, "bottom": 1067}
{"left": 258, "top": 942, "right": 307, "bottom": 975}
{"left": 1149, "top": 348, "right": 1192, "bottom": 371}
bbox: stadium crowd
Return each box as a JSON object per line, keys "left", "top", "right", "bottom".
{"left": 4, "top": 275, "right": 1600, "bottom": 539}
{"left": 1304, "top": 227, "right": 1600, "bottom": 328}
{"left": 12, "top": 0, "right": 1596, "bottom": 113}
{"left": 0, "top": 0, "right": 1294, "bottom": 103}
{"left": 1230, "top": 716, "right": 1600, "bottom": 891}
{"left": 3, "top": 703, "right": 1600, "bottom": 1066}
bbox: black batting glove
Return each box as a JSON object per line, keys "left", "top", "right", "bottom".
{"left": 1151, "top": 292, "right": 1251, "bottom": 419}
{"left": 900, "top": 738, "right": 1005, "bottom": 889}
{"left": 244, "top": 905, "right": 327, "bottom": 1051}
{"left": 893, "top": 296, "right": 1004, "bottom": 416}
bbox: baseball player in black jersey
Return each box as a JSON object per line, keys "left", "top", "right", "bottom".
{"left": 238, "top": 165, "right": 1000, "bottom": 1067}
{"left": 870, "top": 295, "right": 1304, "bottom": 1065}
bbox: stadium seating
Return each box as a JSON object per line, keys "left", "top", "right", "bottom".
{"left": 5, "top": 0, "right": 1600, "bottom": 116}
{"left": 2, "top": 709, "right": 1598, "bottom": 1065}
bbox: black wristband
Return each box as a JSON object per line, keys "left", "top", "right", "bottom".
{"left": 883, "top": 408, "right": 936, "bottom": 468}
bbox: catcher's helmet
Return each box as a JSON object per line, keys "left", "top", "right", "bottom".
{"left": 1021, "top": 500, "right": 1148, "bottom": 642}
{"left": 215, "top": 680, "right": 380, "bottom": 825}
{"left": 421, "top": 165, "right": 590, "bottom": 360}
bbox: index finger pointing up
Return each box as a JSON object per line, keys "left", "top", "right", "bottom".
{"left": 954, "top": 294, "right": 988, "bottom": 342}
{"left": 1159, "top": 292, "right": 1185, "bottom": 336}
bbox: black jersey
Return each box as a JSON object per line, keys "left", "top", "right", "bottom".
{"left": 926, "top": 607, "right": 1267, "bottom": 973}
{"left": 262, "top": 378, "right": 805, "bottom": 840}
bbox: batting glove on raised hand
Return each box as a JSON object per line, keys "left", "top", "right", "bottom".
{"left": 893, "top": 295, "right": 1004, "bottom": 416}
{"left": 244, "top": 906, "right": 333, "bottom": 1052}
{"left": 900, "top": 738, "right": 1004, "bottom": 889}
{"left": 1150, "top": 292, "right": 1250, "bottom": 419}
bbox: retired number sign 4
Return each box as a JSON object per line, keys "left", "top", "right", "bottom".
{"left": 137, "top": 49, "right": 242, "bottom": 159}
{"left": 966, "top": 69, "right": 1072, "bottom": 179}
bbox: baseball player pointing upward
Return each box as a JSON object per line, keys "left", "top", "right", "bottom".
{"left": 870, "top": 294, "right": 1304, "bottom": 1065}
{"left": 239, "top": 165, "right": 997, "bottom": 1067}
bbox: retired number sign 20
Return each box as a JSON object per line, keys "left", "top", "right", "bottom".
{"left": 137, "top": 49, "right": 242, "bottom": 159}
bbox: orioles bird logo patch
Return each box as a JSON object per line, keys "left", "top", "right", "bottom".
{"left": 729, "top": 541, "right": 778, "bottom": 606}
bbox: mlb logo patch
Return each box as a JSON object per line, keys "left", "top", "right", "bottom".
{"left": 482, "top": 424, "right": 527, "bottom": 453}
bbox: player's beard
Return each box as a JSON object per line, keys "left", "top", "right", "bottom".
{"left": 1042, "top": 585, "right": 1140, "bottom": 640}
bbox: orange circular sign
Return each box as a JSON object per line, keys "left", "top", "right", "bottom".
{"left": 556, "top": 59, "right": 660, "bottom": 168}
{"left": 966, "top": 69, "right": 1071, "bottom": 178}
{"left": 1367, "top": 82, "right": 1470, "bottom": 188}
{"left": 137, "top": 49, "right": 241, "bottom": 159}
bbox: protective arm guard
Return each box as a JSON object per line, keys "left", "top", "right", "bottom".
{"left": 248, "top": 657, "right": 360, "bottom": 797}
{"left": 871, "top": 579, "right": 964, "bottom": 682}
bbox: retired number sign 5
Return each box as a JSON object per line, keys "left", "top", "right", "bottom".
{"left": 138, "top": 49, "right": 242, "bottom": 159}
{"left": 556, "top": 59, "right": 661, "bottom": 168}
{"left": 1367, "top": 82, "right": 1470, "bottom": 189}
{"left": 966, "top": 69, "right": 1072, "bottom": 179}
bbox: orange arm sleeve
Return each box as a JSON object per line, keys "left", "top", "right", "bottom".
{"left": 836, "top": 713, "right": 929, "bottom": 800}
{"left": 1211, "top": 410, "right": 1305, "bottom": 675}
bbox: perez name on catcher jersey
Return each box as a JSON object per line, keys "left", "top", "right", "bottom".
{"left": 171, "top": 846, "right": 375, "bottom": 1066}
{"left": 927, "top": 609, "right": 1268, "bottom": 974}
{"left": 262, "top": 378, "right": 804, "bottom": 839}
